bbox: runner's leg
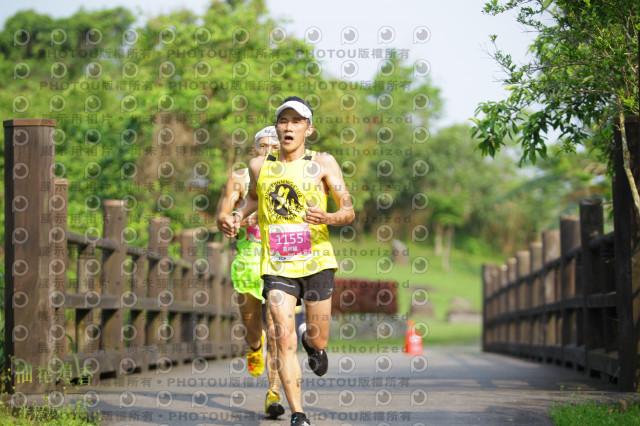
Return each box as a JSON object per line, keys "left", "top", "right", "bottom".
{"left": 265, "top": 301, "right": 282, "bottom": 391}
{"left": 302, "top": 298, "right": 331, "bottom": 350}
{"left": 238, "top": 293, "right": 263, "bottom": 348}
{"left": 267, "top": 289, "right": 303, "bottom": 413}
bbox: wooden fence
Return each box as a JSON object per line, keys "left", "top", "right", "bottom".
{"left": 3, "top": 119, "right": 241, "bottom": 394}
{"left": 482, "top": 116, "right": 640, "bottom": 391}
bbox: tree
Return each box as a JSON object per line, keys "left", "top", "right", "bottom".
{"left": 471, "top": 0, "right": 639, "bottom": 212}
{"left": 422, "top": 125, "right": 475, "bottom": 270}
{"left": 0, "top": 3, "right": 444, "bottom": 252}
{"left": 0, "top": 2, "right": 320, "bottom": 248}
{"left": 427, "top": 125, "right": 610, "bottom": 257}
{"left": 299, "top": 54, "right": 443, "bottom": 240}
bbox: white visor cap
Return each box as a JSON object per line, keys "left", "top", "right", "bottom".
{"left": 275, "top": 100, "right": 313, "bottom": 125}
{"left": 254, "top": 126, "right": 278, "bottom": 143}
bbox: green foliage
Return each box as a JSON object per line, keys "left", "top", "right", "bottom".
{"left": 472, "top": 0, "right": 639, "bottom": 170}
{"left": 3, "top": 1, "right": 607, "bottom": 257}
{"left": 0, "top": 400, "right": 100, "bottom": 425}
{"left": 0, "top": 349, "right": 98, "bottom": 425}
{"left": 0, "top": 2, "right": 444, "bottom": 245}
{"left": 310, "top": 56, "right": 442, "bottom": 235}
{"left": 424, "top": 125, "right": 490, "bottom": 229}
{"left": 421, "top": 123, "right": 609, "bottom": 253}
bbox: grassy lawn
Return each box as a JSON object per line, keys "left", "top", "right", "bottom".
{"left": 550, "top": 399, "right": 640, "bottom": 425}
{"left": 328, "top": 321, "right": 482, "bottom": 353}
{"left": 330, "top": 233, "right": 497, "bottom": 346}
{"left": 0, "top": 401, "right": 100, "bottom": 425}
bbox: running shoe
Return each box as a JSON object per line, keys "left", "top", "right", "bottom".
{"left": 298, "top": 323, "right": 328, "bottom": 376}
{"left": 246, "top": 330, "right": 265, "bottom": 376}
{"left": 290, "top": 411, "right": 310, "bottom": 426}
{"left": 265, "top": 389, "right": 285, "bottom": 419}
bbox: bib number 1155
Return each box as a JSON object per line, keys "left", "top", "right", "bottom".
{"left": 269, "top": 223, "right": 311, "bottom": 262}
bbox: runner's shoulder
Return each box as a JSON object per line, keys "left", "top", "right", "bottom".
{"left": 313, "top": 151, "right": 338, "bottom": 165}
{"left": 230, "top": 167, "right": 249, "bottom": 181}
{"left": 248, "top": 155, "right": 267, "bottom": 173}
{"left": 313, "top": 151, "right": 340, "bottom": 171}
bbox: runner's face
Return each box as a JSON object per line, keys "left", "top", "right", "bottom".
{"left": 255, "top": 136, "right": 280, "bottom": 156}
{"left": 276, "top": 108, "right": 313, "bottom": 153}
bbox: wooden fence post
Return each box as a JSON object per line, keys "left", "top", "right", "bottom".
{"left": 559, "top": 217, "right": 580, "bottom": 368}
{"left": 560, "top": 218, "right": 580, "bottom": 299}
{"left": 178, "top": 230, "right": 198, "bottom": 361}
{"left": 3, "top": 119, "right": 56, "bottom": 394}
{"left": 542, "top": 231, "right": 560, "bottom": 301}
{"left": 101, "top": 200, "right": 127, "bottom": 372}
{"left": 76, "top": 243, "right": 97, "bottom": 357}
{"left": 511, "top": 251, "right": 535, "bottom": 353}
{"left": 515, "top": 251, "right": 530, "bottom": 354}
{"left": 482, "top": 264, "right": 491, "bottom": 351}
{"left": 207, "top": 242, "right": 225, "bottom": 357}
{"left": 580, "top": 199, "right": 604, "bottom": 377}
{"left": 482, "top": 263, "right": 501, "bottom": 351}
{"left": 499, "top": 264, "right": 508, "bottom": 344}
{"left": 526, "top": 240, "right": 544, "bottom": 358}
{"left": 506, "top": 258, "right": 516, "bottom": 310}
{"left": 147, "top": 217, "right": 171, "bottom": 364}
{"left": 506, "top": 258, "right": 516, "bottom": 347}
{"left": 613, "top": 116, "right": 640, "bottom": 391}
{"left": 51, "top": 179, "right": 68, "bottom": 358}
{"left": 130, "top": 246, "right": 148, "bottom": 371}
{"left": 192, "top": 234, "right": 208, "bottom": 355}
{"left": 540, "top": 232, "right": 557, "bottom": 361}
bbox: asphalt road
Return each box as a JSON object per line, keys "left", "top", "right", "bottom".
{"left": 67, "top": 344, "right": 638, "bottom": 426}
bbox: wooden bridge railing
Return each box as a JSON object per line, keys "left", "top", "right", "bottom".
{"left": 4, "top": 119, "right": 241, "bottom": 395}
{"left": 483, "top": 116, "right": 640, "bottom": 391}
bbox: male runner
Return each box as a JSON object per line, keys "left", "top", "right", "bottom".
{"left": 216, "top": 126, "right": 285, "bottom": 419}
{"left": 220, "top": 97, "right": 355, "bottom": 426}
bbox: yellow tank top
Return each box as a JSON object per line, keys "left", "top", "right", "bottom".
{"left": 257, "top": 149, "right": 337, "bottom": 278}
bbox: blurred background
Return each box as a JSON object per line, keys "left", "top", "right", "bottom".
{"left": 0, "top": 0, "right": 614, "bottom": 347}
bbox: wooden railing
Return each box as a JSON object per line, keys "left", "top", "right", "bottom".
{"left": 483, "top": 205, "right": 617, "bottom": 378}
{"left": 482, "top": 116, "right": 640, "bottom": 391}
{"left": 4, "top": 119, "right": 240, "bottom": 394}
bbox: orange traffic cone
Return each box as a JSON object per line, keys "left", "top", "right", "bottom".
{"left": 403, "top": 320, "right": 423, "bottom": 355}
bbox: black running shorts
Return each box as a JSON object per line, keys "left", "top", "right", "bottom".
{"left": 262, "top": 269, "right": 335, "bottom": 304}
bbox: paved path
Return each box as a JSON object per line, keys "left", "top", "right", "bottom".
{"left": 76, "top": 344, "right": 635, "bottom": 426}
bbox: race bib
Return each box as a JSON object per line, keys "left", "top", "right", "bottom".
{"left": 269, "top": 223, "right": 311, "bottom": 262}
{"left": 246, "top": 225, "right": 261, "bottom": 243}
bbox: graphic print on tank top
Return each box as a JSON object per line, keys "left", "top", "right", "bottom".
{"left": 264, "top": 178, "right": 311, "bottom": 262}
{"left": 267, "top": 180, "right": 305, "bottom": 219}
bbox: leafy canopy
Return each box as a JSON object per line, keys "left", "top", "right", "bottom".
{"left": 472, "top": 0, "right": 639, "bottom": 168}
{"left": 0, "top": 2, "right": 444, "bottom": 245}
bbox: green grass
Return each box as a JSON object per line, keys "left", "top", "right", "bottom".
{"left": 550, "top": 399, "right": 640, "bottom": 425}
{"left": 422, "top": 321, "right": 481, "bottom": 345}
{"left": 330, "top": 233, "right": 495, "bottom": 346}
{"left": 0, "top": 400, "right": 100, "bottom": 425}
{"left": 331, "top": 233, "right": 500, "bottom": 316}
{"left": 328, "top": 320, "right": 481, "bottom": 352}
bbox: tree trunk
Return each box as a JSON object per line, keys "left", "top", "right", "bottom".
{"left": 618, "top": 112, "right": 640, "bottom": 219}
{"left": 434, "top": 222, "right": 444, "bottom": 256}
{"left": 442, "top": 226, "right": 455, "bottom": 272}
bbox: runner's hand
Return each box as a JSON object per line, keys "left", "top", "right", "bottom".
{"left": 221, "top": 212, "right": 241, "bottom": 238}
{"left": 304, "top": 200, "right": 328, "bottom": 225}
